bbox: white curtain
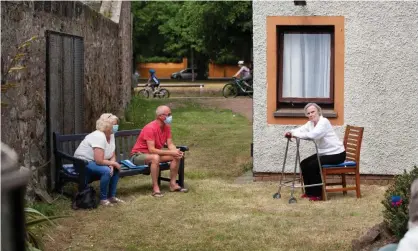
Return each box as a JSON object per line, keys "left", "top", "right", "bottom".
{"left": 282, "top": 33, "right": 331, "bottom": 98}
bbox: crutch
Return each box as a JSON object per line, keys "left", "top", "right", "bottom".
{"left": 273, "top": 138, "right": 327, "bottom": 203}
{"left": 273, "top": 138, "right": 304, "bottom": 204}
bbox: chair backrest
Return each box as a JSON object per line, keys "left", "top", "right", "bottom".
{"left": 53, "top": 129, "right": 141, "bottom": 161}
{"left": 343, "top": 125, "right": 364, "bottom": 169}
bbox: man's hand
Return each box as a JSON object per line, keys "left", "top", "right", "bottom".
{"left": 169, "top": 149, "right": 183, "bottom": 159}
{"left": 109, "top": 166, "right": 114, "bottom": 177}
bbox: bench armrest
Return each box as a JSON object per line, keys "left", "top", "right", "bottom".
{"left": 55, "top": 150, "right": 88, "bottom": 174}
{"left": 177, "top": 146, "right": 189, "bottom": 152}
{"left": 163, "top": 144, "right": 189, "bottom": 152}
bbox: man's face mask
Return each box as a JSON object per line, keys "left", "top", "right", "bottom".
{"left": 164, "top": 115, "right": 172, "bottom": 125}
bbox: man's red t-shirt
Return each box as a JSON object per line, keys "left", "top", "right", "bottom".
{"left": 131, "top": 120, "right": 172, "bottom": 155}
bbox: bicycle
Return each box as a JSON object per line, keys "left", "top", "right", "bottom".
{"left": 222, "top": 77, "right": 253, "bottom": 98}
{"left": 136, "top": 84, "right": 170, "bottom": 99}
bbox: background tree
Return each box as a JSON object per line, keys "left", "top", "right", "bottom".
{"left": 132, "top": 1, "right": 252, "bottom": 78}
{"left": 131, "top": 1, "right": 182, "bottom": 62}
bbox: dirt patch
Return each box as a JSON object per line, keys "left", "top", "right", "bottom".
{"left": 193, "top": 97, "right": 253, "bottom": 121}
{"left": 352, "top": 222, "right": 398, "bottom": 251}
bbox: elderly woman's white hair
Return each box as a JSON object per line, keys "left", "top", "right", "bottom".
{"left": 304, "top": 103, "right": 323, "bottom": 116}
{"left": 96, "top": 119, "right": 113, "bottom": 132}
{"left": 99, "top": 113, "right": 119, "bottom": 124}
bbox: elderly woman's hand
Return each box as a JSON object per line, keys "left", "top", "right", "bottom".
{"left": 284, "top": 132, "right": 292, "bottom": 139}
{"left": 108, "top": 161, "right": 121, "bottom": 170}
{"left": 111, "top": 161, "right": 121, "bottom": 170}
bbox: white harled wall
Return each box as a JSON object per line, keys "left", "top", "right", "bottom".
{"left": 253, "top": 1, "right": 418, "bottom": 175}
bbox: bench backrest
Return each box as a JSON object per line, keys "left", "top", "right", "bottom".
{"left": 53, "top": 129, "right": 141, "bottom": 161}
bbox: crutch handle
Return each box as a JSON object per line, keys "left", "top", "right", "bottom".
{"left": 284, "top": 132, "right": 293, "bottom": 142}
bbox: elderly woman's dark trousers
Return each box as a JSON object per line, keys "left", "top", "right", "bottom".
{"left": 300, "top": 152, "right": 346, "bottom": 197}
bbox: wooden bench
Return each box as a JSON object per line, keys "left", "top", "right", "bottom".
{"left": 53, "top": 129, "right": 188, "bottom": 194}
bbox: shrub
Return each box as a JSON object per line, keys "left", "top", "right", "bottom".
{"left": 212, "top": 55, "right": 238, "bottom": 65}
{"left": 25, "top": 207, "right": 70, "bottom": 251}
{"left": 382, "top": 165, "right": 418, "bottom": 239}
{"left": 136, "top": 55, "right": 183, "bottom": 63}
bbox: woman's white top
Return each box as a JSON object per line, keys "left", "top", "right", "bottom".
{"left": 74, "top": 130, "right": 115, "bottom": 161}
{"left": 290, "top": 116, "right": 345, "bottom": 156}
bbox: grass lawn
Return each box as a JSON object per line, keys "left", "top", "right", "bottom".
{"left": 39, "top": 98, "right": 385, "bottom": 251}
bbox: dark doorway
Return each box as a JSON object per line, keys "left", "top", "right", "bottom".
{"left": 46, "top": 31, "right": 84, "bottom": 190}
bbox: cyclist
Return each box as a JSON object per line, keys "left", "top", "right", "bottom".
{"left": 147, "top": 69, "right": 160, "bottom": 94}
{"left": 233, "top": 60, "right": 252, "bottom": 87}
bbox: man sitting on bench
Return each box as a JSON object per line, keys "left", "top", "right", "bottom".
{"left": 130, "top": 105, "right": 188, "bottom": 197}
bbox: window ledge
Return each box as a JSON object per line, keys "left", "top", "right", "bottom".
{"left": 274, "top": 108, "right": 338, "bottom": 118}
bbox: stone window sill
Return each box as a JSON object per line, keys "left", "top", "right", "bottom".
{"left": 273, "top": 108, "right": 338, "bottom": 118}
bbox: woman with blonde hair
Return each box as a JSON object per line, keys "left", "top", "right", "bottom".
{"left": 74, "top": 113, "right": 124, "bottom": 206}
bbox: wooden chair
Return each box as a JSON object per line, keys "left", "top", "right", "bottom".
{"left": 321, "top": 125, "right": 364, "bottom": 199}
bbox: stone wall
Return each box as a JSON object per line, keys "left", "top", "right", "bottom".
{"left": 252, "top": 1, "right": 418, "bottom": 175}
{"left": 1, "top": 1, "right": 132, "bottom": 192}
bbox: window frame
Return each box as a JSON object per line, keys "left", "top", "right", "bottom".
{"left": 277, "top": 25, "right": 335, "bottom": 107}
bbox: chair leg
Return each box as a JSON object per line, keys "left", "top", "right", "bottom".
{"left": 321, "top": 170, "right": 327, "bottom": 201}
{"left": 342, "top": 174, "right": 347, "bottom": 196}
{"left": 355, "top": 171, "right": 361, "bottom": 198}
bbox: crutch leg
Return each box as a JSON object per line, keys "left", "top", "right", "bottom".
{"left": 297, "top": 150, "right": 305, "bottom": 194}
{"left": 273, "top": 138, "right": 290, "bottom": 199}
{"left": 288, "top": 138, "right": 299, "bottom": 204}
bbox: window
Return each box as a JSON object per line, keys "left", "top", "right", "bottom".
{"left": 266, "top": 16, "right": 344, "bottom": 125}
{"left": 277, "top": 26, "right": 334, "bottom": 108}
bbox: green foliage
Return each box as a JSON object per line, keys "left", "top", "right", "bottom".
{"left": 212, "top": 52, "right": 240, "bottom": 65}
{"left": 132, "top": 1, "right": 252, "bottom": 66}
{"left": 132, "top": 1, "right": 183, "bottom": 59}
{"left": 382, "top": 166, "right": 418, "bottom": 239}
{"left": 29, "top": 202, "right": 60, "bottom": 217}
{"left": 25, "top": 206, "right": 71, "bottom": 250}
{"left": 137, "top": 55, "right": 183, "bottom": 64}
{"left": 1, "top": 36, "right": 38, "bottom": 107}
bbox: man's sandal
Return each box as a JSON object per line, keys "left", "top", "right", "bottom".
{"left": 152, "top": 192, "right": 164, "bottom": 198}
{"left": 170, "top": 187, "right": 189, "bottom": 193}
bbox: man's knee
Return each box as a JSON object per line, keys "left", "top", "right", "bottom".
{"left": 170, "top": 157, "right": 180, "bottom": 166}
{"left": 149, "top": 154, "right": 160, "bottom": 164}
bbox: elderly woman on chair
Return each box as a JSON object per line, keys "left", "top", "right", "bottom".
{"left": 285, "top": 103, "right": 346, "bottom": 201}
